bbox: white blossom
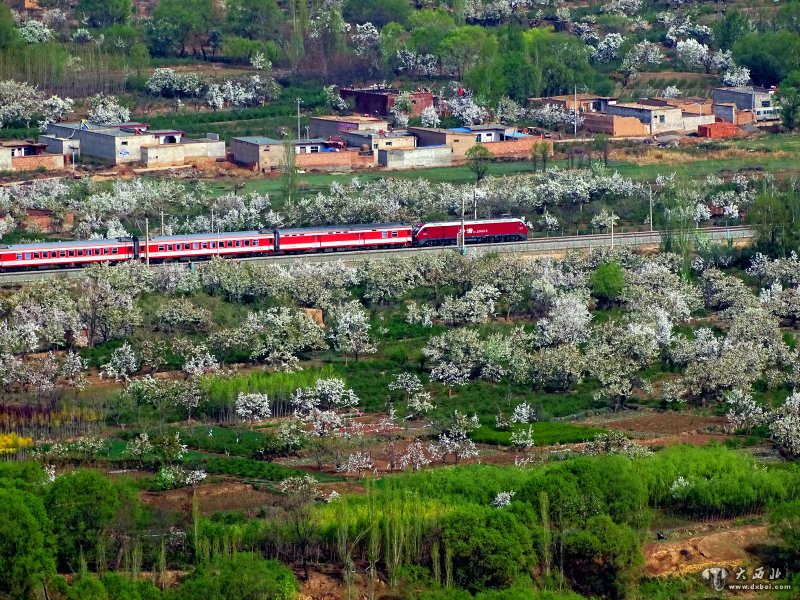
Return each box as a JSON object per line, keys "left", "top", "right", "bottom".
{"left": 492, "top": 490, "right": 516, "bottom": 508}
{"left": 235, "top": 392, "right": 271, "bottom": 422}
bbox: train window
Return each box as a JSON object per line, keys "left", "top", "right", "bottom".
{"left": 34, "top": 253, "right": 39, "bottom": 259}
{"left": 68, "top": 250, "right": 75, "bottom": 257}
{"left": 77, "top": 250, "right": 84, "bottom": 256}
{"left": 244, "top": 240, "right": 250, "bottom": 247}
{"left": 252, "top": 239, "right": 258, "bottom": 246}
{"left": 51, "top": 252, "right": 56, "bottom": 258}
{"left": 60, "top": 251, "right": 66, "bottom": 257}
{"left": 158, "top": 245, "right": 165, "bottom": 252}
{"left": 192, "top": 243, "right": 199, "bottom": 250}
{"left": 112, "top": 248, "right": 118, "bottom": 254}
{"left": 24, "top": 253, "right": 31, "bottom": 260}
{"left": 227, "top": 241, "right": 233, "bottom": 247}
{"left": 210, "top": 242, "right": 216, "bottom": 249}
{"left": 166, "top": 245, "right": 172, "bottom": 251}
{"left": 15, "top": 254, "right": 21, "bottom": 260}
{"left": 201, "top": 243, "right": 208, "bottom": 249}
{"left": 381, "top": 231, "right": 388, "bottom": 239}
{"left": 103, "top": 248, "right": 109, "bottom": 255}
{"left": 86, "top": 249, "right": 92, "bottom": 256}
{"left": 392, "top": 231, "right": 398, "bottom": 238}
{"left": 235, "top": 240, "right": 242, "bottom": 247}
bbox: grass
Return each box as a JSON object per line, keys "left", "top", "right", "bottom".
{"left": 471, "top": 421, "right": 607, "bottom": 446}
{"left": 186, "top": 455, "right": 340, "bottom": 482}
{"left": 178, "top": 425, "right": 278, "bottom": 457}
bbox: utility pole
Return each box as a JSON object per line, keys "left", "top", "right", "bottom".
{"left": 574, "top": 85, "right": 578, "bottom": 138}
{"left": 211, "top": 209, "right": 215, "bottom": 235}
{"left": 649, "top": 185, "right": 653, "bottom": 233}
{"left": 305, "top": 125, "right": 310, "bottom": 139}
{"left": 296, "top": 97, "right": 302, "bottom": 140}
{"left": 144, "top": 217, "right": 150, "bottom": 266}
{"left": 460, "top": 192, "right": 466, "bottom": 255}
{"left": 610, "top": 212, "right": 614, "bottom": 250}
{"left": 473, "top": 188, "right": 477, "bottom": 219}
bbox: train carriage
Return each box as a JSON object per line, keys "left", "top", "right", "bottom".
{"left": 412, "top": 218, "right": 528, "bottom": 246}
{"left": 144, "top": 230, "right": 275, "bottom": 263}
{"left": 274, "top": 223, "right": 413, "bottom": 253}
{"left": 0, "top": 238, "right": 137, "bottom": 270}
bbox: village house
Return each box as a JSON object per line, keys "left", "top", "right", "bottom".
{"left": 527, "top": 94, "right": 617, "bottom": 113}
{"left": 712, "top": 86, "right": 780, "bottom": 122}
{"left": 0, "top": 140, "right": 65, "bottom": 172}
{"left": 230, "top": 136, "right": 375, "bottom": 172}
{"left": 338, "top": 86, "right": 434, "bottom": 117}
{"left": 308, "top": 115, "right": 390, "bottom": 139}
{"left": 41, "top": 122, "right": 225, "bottom": 166}
{"left": 602, "top": 102, "right": 715, "bottom": 134}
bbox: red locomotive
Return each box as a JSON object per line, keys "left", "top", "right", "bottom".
{"left": 0, "top": 218, "right": 527, "bottom": 271}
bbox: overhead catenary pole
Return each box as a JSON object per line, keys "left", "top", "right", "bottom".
{"left": 649, "top": 185, "right": 653, "bottom": 233}
{"left": 144, "top": 217, "right": 149, "bottom": 266}
{"left": 610, "top": 212, "right": 615, "bottom": 250}
{"left": 160, "top": 209, "right": 164, "bottom": 236}
{"left": 296, "top": 97, "right": 302, "bottom": 140}
{"left": 473, "top": 187, "right": 477, "bottom": 220}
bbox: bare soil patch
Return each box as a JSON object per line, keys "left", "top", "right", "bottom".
{"left": 140, "top": 481, "right": 273, "bottom": 514}
{"left": 644, "top": 524, "right": 770, "bottom": 577}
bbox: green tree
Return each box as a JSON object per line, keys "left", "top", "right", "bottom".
{"left": 226, "top": 0, "right": 279, "bottom": 41}
{"left": 68, "top": 574, "right": 108, "bottom": 600}
{"left": 777, "top": 0, "right": 800, "bottom": 34}
{"left": 733, "top": 31, "right": 800, "bottom": 86}
{"left": 0, "top": 488, "right": 55, "bottom": 599}
{"left": 776, "top": 71, "right": 800, "bottom": 131}
{"left": 714, "top": 12, "right": 751, "bottom": 51}
{"left": 748, "top": 192, "right": 800, "bottom": 257}
{"left": 590, "top": 262, "right": 625, "bottom": 307}
{"left": 441, "top": 506, "right": 538, "bottom": 592}
{"left": 78, "top": 0, "right": 131, "bottom": 27}
{"left": 152, "top": 0, "right": 219, "bottom": 57}
{"left": 563, "top": 515, "right": 643, "bottom": 599}
{"left": 593, "top": 133, "right": 611, "bottom": 167}
{"left": 343, "top": 0, "right": 411, "bottom": 27}
{"left": 439, "top": 26, "right": 490, "bottom": 80}
{"left": 407, "top": 9, "right": 455, "bottom": 56}
{"left": 173, "top": 553, "right": 299, "bottom": 600}
{"left": 0, "top": 5, "right": 18, "bottom": 49}
{"left": 45, "top": 470, "right": 120, "bottom": 571}
{"left": 465, "top": 145, "right": 494, "bottom": 183}
{"left": 771, "top": 500, "right": 800, "bottom": 559}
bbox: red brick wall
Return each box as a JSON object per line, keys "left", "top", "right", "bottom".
{"left": 11, "top": 154, "right": 65, "bottom": 172}
{"left": 481, "top": 137, "right": 553, "bottom": 157}
{"left": 698, "top": 123, "right": 737, "bottom": 138}
{"left": 296, "top": 150, "right": 375, "bottom": 170}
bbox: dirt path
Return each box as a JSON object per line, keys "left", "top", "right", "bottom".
{"left": 644, "top": 524, "right": 769, "bottom": 577}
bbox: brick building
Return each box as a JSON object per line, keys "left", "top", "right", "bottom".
{"left": 0, "top": 140, "right": 65, "bottom": 172}
{"left": 712, "top": 87, "right": 779, "bottom": 122}
{"left": 338, "top": 87, "right": 434, "bottom": 117}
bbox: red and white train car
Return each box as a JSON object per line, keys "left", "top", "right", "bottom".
{"left": 413, "top": 218, "right": 528, "bottom": 246}
{"left": 0, "top": 238, "right": 137, "bottom": 270}
{"left": 144, "top": 230, "right": 274, "bottom": 262}
{"left": 275, "top": 223, "right": 413, "bottom": 253}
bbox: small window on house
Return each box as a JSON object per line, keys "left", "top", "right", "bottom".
{"left": 310, "top": 146, "right": 319, "bottom": 153}
{"left": 659, "top": 115, "right": 665, "bottom": 123}
{"left": 121, "top": 141, "right": 128, "bottom": 146}
{"left": 373, "top": 143, "right": 378, "bottom": 149}
{"left": 762, "top": 100, "right": 771, "bottom": 107}
{"left": 386, "top": 141, "right": 392, "bottom": 146}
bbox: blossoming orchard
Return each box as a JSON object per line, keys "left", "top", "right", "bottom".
{"left": 2, "top": 0, "right": 800, "bottom": 597}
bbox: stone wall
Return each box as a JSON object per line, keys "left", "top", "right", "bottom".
{"left": 296, "top": 149, "right": 375, "bottom": 171}
{"left": 378, "top": 146, "right": 452, "bottom": 169}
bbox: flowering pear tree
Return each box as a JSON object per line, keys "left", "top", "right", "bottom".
{"left": 101, "top": 343, "right": 138, "bottom": 382}
{"left": 771, "top": 392, "right": 800, "bottom": 457}
{"left": 236, "top": 393, "right": 272, "bottom": 422}
{"left": 328, "top": 300, "right": 377, "bottom": 364}
{"left": 87, "top": 94, "right": 131, "bottom": 124}
{"left": 400, "top": 439, "right": 433, "bottom": 471}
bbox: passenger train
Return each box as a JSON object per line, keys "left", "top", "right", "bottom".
{"left": 0, "top": 218, "right": 529, "bottom": 271}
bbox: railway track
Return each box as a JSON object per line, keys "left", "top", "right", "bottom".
{"left": 0, "top": 226, "right": 753, "bottom": 286}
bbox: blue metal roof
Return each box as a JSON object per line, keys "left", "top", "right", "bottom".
{"left": 448, "top": 127, "right": 472, "bottom": 133}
